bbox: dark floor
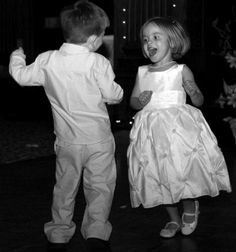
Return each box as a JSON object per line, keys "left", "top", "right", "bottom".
{"left": 0, "top": 121, "right": 236, "bottom": 252}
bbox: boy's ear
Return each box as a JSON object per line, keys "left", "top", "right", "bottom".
{"left": 87, "top": 35, "right": 98, "bottom": 45}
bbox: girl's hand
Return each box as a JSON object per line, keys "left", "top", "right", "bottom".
{"left": 138, "top": 90, "right": 153, "bottom": 106}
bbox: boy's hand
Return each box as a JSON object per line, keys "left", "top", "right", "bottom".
{"left": 11, "top": 47, "right": 26, "bottom": 59}
{"left": 138, "top": 90, "right": 153, "bottom": 106}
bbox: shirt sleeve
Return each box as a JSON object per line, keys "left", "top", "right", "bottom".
{"left": 94, "top": 56, "right": 123, "bottom": 104}
{"left": 9, "top": 49, "right": 45, "bottom": 86}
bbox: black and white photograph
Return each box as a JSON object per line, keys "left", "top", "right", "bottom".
{"left": 0, "top": 1, "right": 236, "bottom": 251}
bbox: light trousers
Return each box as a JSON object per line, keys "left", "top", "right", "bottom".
{"left": 44, "top": 137, "right": 116, "bottom": 243}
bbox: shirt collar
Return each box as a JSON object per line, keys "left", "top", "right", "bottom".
{"left": 59, "top": 43, "right": 90, "bottom": 54}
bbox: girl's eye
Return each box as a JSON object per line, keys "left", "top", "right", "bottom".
{"left": 154, "top": 35, "right": 159, "bottom": 40}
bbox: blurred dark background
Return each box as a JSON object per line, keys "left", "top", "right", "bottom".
{"left": 1, "top": 3, "right": 236, "bottom": 251}
{"left": 0, "top": 0, "right": 236, "bottom": 147}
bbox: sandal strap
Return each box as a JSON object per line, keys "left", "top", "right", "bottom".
{"left": 165, "top": 221, "right": 180, "bottom": 228}
{"left": 183, "top": 200, "right": 200, "bottom": 217}
{"left": 183, "top": 212, "right": 196, "bottom": 217}
{"left": 183, "top": 210, "right": 200, "bottom": 217}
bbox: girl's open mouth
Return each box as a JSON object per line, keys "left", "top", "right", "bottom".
{"left": 148, "top": 48, "right": 157, "bottom": 57}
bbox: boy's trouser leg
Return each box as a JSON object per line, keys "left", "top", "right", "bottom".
{"left": 81, "top": 138, "right": 116, "bottom": 241}
{"left": 44, "top": 142, "right": 83, "bottom": 243}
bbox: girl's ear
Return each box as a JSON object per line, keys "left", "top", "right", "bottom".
{"left": 169, "top": 40, "right": 174, "bottom": 49}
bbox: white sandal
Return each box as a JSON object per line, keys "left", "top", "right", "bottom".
{"left": 181, "top": 200, "right": 200, "bottom": 235}
{"left": 160, "top": 221, "right": 181, "bottom": 238}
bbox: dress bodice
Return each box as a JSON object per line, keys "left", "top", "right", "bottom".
{"left": 137, "top": 63, "right": 186, "bottom": 109}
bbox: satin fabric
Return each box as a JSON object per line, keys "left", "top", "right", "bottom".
{"left": 128, "top": 64, "right": 231, "bottom": 208}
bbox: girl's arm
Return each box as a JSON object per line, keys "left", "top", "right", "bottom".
{"left": 130, "top": 75, "right": 153, "bottom": 110}
{"left": 182, "top": 65, "right": 204, "bottom": 107}
{"left": 130, "top": 75, "right": 145, "bottom": 110}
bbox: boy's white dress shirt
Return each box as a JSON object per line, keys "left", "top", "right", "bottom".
{"left": 9, "top": 43, "right": 123, "bottom": 144}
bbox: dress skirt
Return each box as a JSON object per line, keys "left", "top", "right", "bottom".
{"left": 127, "top": 104, "right": 232, "bottom": 208}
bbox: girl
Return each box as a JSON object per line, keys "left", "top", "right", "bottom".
{"left": 127, "top": 17, "right": 231, "bottom": 238}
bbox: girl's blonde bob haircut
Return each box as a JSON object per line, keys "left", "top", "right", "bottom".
{"left": 140, "top": 17, "right": 191, "bottom": 60}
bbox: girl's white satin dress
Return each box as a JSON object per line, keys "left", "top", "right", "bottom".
{"left": 128, "top": 64, "right": 231, "bottom": 208}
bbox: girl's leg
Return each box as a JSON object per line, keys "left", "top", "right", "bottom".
{"left": 165, "top": 204, "right": 181, "bottom": 225}
{"left": 181, "top": 199, "right": 200, "bottom": 235}
{"left": 160, "top": 204, "right": 181, "bottom": 238}
{"left": 182, "top": 199, "right": 197, "bottom": 223}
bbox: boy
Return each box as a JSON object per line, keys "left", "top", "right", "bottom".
{"left": 9, "top": 1, "right": 123, "bottom": 251}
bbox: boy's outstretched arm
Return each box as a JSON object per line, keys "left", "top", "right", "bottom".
{"left": 9, "top": 48, "right": 44, "bottom": 86}
{"left": 9, "top": 47, "right": 27, "bottom": 84}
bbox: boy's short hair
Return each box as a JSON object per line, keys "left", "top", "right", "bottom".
{"left": 140, "top": 17, "right": 190, "bottom": 59}
{"left": 60, "top": 0, "right": 110, "bottom": 44}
